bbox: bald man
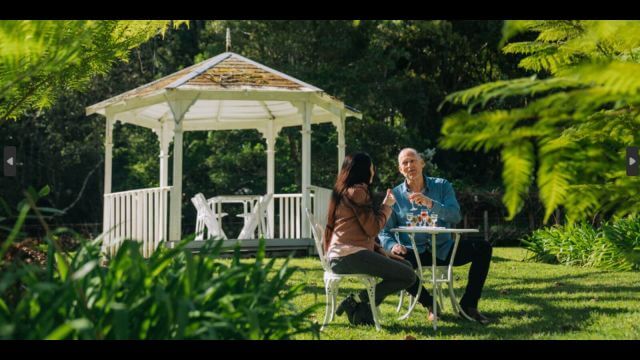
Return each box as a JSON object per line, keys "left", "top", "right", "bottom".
{"left": 378, "top": 148, "right": 493, "bottom": 324}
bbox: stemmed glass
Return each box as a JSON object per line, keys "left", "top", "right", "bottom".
{"left": 430, "top": 212, "right": 439, "bottom": 227}
{"left": 409, "top": 191, "right": 417, "bottom": 211}
{"left": 406, "top": 213, "right": 415, "bottom": 227}
{"left": 420, "top": 208, "right": 428, "bottom": 227}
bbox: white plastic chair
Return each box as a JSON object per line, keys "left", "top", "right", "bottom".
{"left": 237, "top": 193, "right": 272, "bottom": 239}
{"left": 305, "top": 208, "right": 381, "bottom": 331}
{"left": 191, "top": 193, "right": 228, "bottom": 240}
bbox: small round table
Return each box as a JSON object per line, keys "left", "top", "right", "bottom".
{"left": 391, "top": 227, "right": 479, "bottom": 330}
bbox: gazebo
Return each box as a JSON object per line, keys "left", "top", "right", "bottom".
{"left": 86, "top": 52, "right": 361, "bottom": 256}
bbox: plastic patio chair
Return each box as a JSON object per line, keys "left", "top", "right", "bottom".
{"left": 191, "top": 193, "right": 228, "bottom": 240}
{"left": 305, "top": 208, "right": 381, "bottom": 331}
{"left": 237, "top": 193, "right": 272, "bottom": 239}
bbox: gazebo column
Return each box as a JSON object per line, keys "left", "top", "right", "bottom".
{"left": 167, "top": 97, "right": 195, "bottom": 242}
{"left": 158, "top": 121, "right": 172, "bottom": 188}
{"left": 337, "top": 110, "right": 346, "bottom": 172}
{"left": 261, "top": 121, "right": 280, "bottom": 239}
{"left": 169, "top": 122, "right": 183, "bottom": 242}
{"left": 301, "top": 102, "right": 312, "bottom": 238}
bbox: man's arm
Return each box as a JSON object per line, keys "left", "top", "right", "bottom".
{"left": 431, "top": 180, "right": 462, "bottom": 225}
{"left": 379, "top": 204, "right": 399, "bottom": 252}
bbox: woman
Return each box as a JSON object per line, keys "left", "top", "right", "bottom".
{"left": 324, "top": 152, "right": 417, "bottom": 326}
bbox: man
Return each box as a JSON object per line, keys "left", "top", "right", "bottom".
{"left": 378, "top": 148, "right": 493, "bottom": 324}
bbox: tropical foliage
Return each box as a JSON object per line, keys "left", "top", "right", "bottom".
{"left": 0, "top": 189, "right": 319, "bottom": 339}
{"left": 522, "top": 215, "right": 640, "bottom": 271}
{"left": 440, "top": 20, "right": 640, "bottom": 223}
{"left": 0, "top": 20, "right": 187, "bottom": 121}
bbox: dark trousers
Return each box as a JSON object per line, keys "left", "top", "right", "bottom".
{"left": 329, "top": 250, "right": 418, "bottom": 306}
{"left": 403, "top": 238, "right": 492, "bottom": 309}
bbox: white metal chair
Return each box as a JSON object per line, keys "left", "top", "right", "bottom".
{"left": 191, "top": 193, "right": 228, "bottom": 240}
{"left": 305, "top": 208, "right": 381, "bottom": 331}
{"left": 237, "top": 193, "right": 272, "bottom": 239}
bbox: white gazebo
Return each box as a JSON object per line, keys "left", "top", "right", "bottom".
{"left": 87, "top": 52, "right": 361, "bottom": 256}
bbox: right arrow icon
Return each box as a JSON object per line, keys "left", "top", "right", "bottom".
{"left": 628, "top": 147, "right": 638, "bottom": 176}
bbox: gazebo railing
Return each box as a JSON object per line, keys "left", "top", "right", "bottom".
{"left": 273, "top": 186, "right": 331, "bottom": 239}
{"left": 102, "top": 186, "right": 171, "bottom": 258}
{"left": 275, "top": 193, "right": 303, "bottom": 239}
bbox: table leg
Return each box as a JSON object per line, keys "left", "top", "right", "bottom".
{"left": 432, "top": 233, "right": 438, "bottom": 330}
{"left": 399, "top": 233, "right": 422, "bottom": 320}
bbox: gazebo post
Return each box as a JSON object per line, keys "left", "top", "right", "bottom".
{"left": 168, "top": 97, "right": 195, "bottom": 242}
{"left": 301, "top": 102, "right": 312, "bottom": 238}
{"left": 158, "top": 121, "right": 171, "bottom": 188}
{"left": 169, "top": 122, "right": 183, "bottom": 242}
{"left": 263, "top": 121, "right": 279, "bottom": 239}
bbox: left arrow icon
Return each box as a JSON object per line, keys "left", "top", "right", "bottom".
{"left": 4, "top": 146, "right": 16, "bottom": 177}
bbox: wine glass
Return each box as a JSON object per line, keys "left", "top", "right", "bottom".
{"left": 420, "top": 209, "right": 428, "bottom": 227}
{"left": 405, "top": 213, "right": 415, "bottom": 226}
{"left": 430, "top": 212, "right": 439, "bottom": 227}
{"left": 408, "top": 191, "right": 417, "bottom": 210}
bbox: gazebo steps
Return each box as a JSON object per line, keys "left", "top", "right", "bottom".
{"left": 165, "top": 238, "right": 315, "bottom": 258}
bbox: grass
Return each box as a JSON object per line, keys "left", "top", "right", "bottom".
{"left": 275, "top": 247, "right": 640, "bottom": 339}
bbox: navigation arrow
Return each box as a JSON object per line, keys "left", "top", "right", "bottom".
{"left": 6, "top": 157, "right": 13, "bottom": 166}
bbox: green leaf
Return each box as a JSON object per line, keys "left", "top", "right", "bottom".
{"left": 54, "top": 252, "right": 69, "bottom": 281}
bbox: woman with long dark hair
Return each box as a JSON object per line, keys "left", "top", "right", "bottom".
{"left": 323, "top": 152, "right": 417, "bottom": 326}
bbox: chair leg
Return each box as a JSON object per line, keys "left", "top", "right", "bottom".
{"left": 363, "top": 278, "right": 381, "bottom": 331}
{"left": 321, "top": 281, "right": 333, "bottom": 331}
{"left": 396, "top": 290, "right": 405, "bottom": 312}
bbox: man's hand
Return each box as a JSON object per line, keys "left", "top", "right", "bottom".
{"left": 409, "top": 192, "right": 433, "bottom": 208}
{"left": 376, "top": 245, "right": 405, "bottom": 260}
{"left": 391, "top": 244, "right": 407, "bottom": 256}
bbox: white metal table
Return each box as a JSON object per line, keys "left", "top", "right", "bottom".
{"left": 391, "top": 226, "right": 479, "bottom": 330}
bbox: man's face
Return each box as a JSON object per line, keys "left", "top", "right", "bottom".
{"left": 398, "top": 151, "right": 424, "bottom": 182}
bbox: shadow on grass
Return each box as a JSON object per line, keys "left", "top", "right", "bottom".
{"left": 297, "top": 265, "right": 638, "bottom": 338}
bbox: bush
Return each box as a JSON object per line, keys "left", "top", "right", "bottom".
{"left": 521, "top": 215, "right": 640, "bottom": 271}
{"left": 0, "top": 189, "right": 320, "bottom": 339}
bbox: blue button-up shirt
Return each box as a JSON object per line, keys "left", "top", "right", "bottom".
{"left": 379, "top": 175, "right": 462, "bottom": 261}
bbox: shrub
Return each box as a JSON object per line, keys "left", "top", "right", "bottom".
{"left": 521, "top": 215, "right": 640, "bottom": 271}
{"left": 0, "top": 189, "right": 320, "bottom": 339}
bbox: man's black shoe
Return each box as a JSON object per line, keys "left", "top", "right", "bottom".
{"left": 460, "top": 306, "right": 492, "bottom": 325}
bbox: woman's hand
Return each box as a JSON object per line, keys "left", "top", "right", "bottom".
{"left": 383, "top": 189, "right": 396, "bottom": 207}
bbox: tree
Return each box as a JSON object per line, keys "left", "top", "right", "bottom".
{"left": 0, "top": 20, "right": 187, "bottom": 121}
{"left": 440, "top": 20, "right": 640, "bottom": 223}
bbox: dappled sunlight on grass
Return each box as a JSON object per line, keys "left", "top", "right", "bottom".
{"left": 278, "top": 248, "right": 640, "bottom": 339}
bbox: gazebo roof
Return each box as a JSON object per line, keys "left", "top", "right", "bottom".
{"left": 86, "top": 52, "right": 361, "bottom": 132}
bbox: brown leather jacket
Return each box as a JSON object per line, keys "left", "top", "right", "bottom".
{"left": 324, "top": 184, "right": 392, "bottom": 253}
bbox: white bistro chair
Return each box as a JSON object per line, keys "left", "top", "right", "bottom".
{"left": 191, "top": 193, "right": 228, "bottom": 240}
{"left": 305, "top": 208, "right": 381, "bottom": 331}
{"left": 237, "top": 193, "right": 272, "bottom": 239}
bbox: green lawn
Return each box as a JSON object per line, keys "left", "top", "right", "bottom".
{"left": 281, "top": 247, "right": 640, "bottom": 339}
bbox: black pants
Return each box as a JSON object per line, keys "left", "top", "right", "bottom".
{"left": 329, "top": 250, "right": 418, "bottom": 306}
{"left": 403, "top": 238, "right": 492, "bottom": 309}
